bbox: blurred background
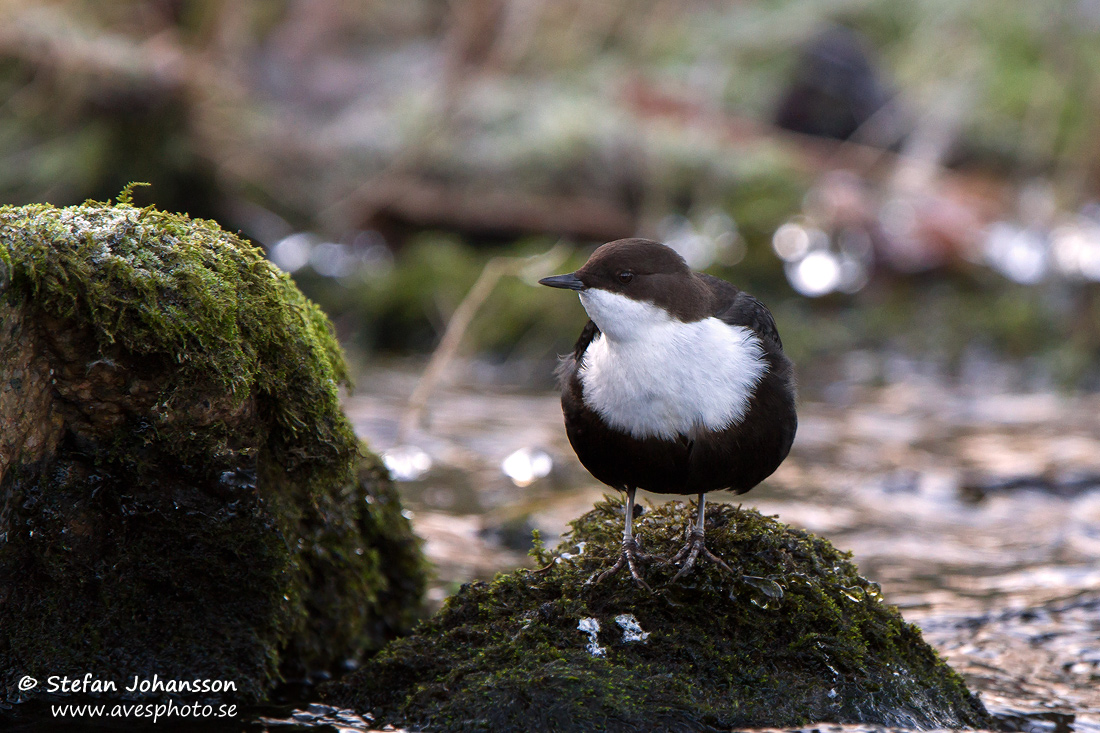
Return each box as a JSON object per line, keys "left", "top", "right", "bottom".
{"left": 3, "top": 0, "right": 1100, "bottom": 726}
{"left": 7, "top": 0, "right": 1100, "bottom": 381}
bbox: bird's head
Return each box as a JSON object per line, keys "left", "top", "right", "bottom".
{"left": 539, "top": 239, "right": 712, "bottom": 341}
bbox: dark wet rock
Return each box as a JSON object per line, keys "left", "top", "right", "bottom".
{"left": 323, "top": 498, "right": 991, "bottom": 732}
{"left": 0, "top": 198, "right": 427, "bottom": 705}
{"left": 774, "top": 25, "right": 903, "bottom": 146}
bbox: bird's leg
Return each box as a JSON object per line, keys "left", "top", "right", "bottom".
{"left": 668, "top": 493, "right": 735, "bottom": 581}
{"left": 593, "top": 487, "right": 652, "bottom": 591}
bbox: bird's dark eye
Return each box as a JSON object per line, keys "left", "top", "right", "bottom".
{"left": 618, "top": 271, "right": 634, "bottom": 284}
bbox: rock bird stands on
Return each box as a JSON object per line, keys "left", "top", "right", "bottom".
{"left": 540, "top": 238, "right": 797, "bottom": 587}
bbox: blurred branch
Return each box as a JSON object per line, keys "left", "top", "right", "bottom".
{"left": 398, "top": 242, "right": 571, "bottom": 442}
{"left": 348, "top": 175, "right": 636, "bottom": 242}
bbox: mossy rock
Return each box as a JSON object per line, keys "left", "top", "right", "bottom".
{"left": 0, "top": 198, "right": 427, "bottom": 704}
{"left": 323, "top": 498, "right": 991, "bottom": 732}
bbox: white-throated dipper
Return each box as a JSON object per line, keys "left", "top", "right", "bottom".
{"left": 540, "top": 238, "right": 797, "bottom": 587}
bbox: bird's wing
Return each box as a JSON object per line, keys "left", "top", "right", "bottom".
{"left": 555, "top": 319, "right": 601, "bottom": 385}
{"left": 572, "top": 319, "right": 601, "bottom": 361}
{"left": 701, "top": 274, "right": 784, "bottom": 351}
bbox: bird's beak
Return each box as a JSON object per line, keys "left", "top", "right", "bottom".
{"left": 538, "top": 273, "right": 585, "bottom": 291}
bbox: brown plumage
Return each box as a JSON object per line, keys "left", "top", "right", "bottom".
{"left": 541, "top": 238, "right": 797, "bottom": 586}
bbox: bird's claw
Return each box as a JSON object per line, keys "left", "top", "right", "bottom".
{"left": 667, "top": 527, "right": 735, "bottom": 581}
{"left": 592, "top": 536, "right": 653, "bottom": 591}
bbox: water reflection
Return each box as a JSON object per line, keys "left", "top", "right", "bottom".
{"left": 501, "top": 447, "right": 553, "bottom": 487}
{"left": 771, "top": 172, "right": 1100, "bottom": 297}
{"left": 380, "top": 444, "right": 433, "bottom": 482}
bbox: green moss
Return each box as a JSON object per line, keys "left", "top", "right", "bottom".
{"left": 284, "top": 449, "right": 430, "bottom": 671}
{"left": 0, "top": 200, "right": 426, "bottom": 703}
{"left": 324, "top": 498, "right": 990, "bottom": 732}
{"left": 0, "top": 199, "right": 353, "bottom": 464}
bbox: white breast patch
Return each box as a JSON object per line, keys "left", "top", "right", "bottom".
{"left": 577, "top": 289, "right": 768, "bottom": 440}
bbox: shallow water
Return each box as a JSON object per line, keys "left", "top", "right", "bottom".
{"left": 329, "top": 359, "right": 1100, "bottom": 733}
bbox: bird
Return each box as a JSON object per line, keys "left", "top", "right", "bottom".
{"left": 539, "top": 238, "right": 797, "bottom": 587}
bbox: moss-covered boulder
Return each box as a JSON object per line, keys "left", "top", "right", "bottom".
{"left": 0, "top": 198, "right": 427, "bottom": 704}
{"left": 324, "top": 498, "right": 990, "bottom": 732}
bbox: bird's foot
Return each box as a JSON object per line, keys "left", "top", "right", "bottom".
{"left": 666, "top": 527, "right": 735, "bottom": 582}
{"left": 591, "top": 536, "right": 653, "bottom": 591}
